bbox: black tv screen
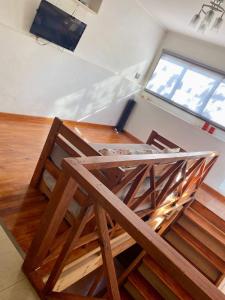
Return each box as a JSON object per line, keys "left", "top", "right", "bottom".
{"left": 30, "top": 0, "right": 87, "bottom": 51}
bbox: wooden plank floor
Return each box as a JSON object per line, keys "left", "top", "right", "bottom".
{"left": 0, "top": 114, "right": 224, "bottom": 254}
{"left": 0, "top": 114, "right": 139, "bottom": 253}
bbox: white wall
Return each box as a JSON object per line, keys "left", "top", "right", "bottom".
{"left": 126, "top": 31, "right": 225, "bottom": 195}
{"left": 0, "top": 0, "right": 164, "bottom": 124}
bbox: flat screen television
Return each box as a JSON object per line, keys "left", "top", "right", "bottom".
{"left": 30, "top": 0, "right": 87, "bottom": 51}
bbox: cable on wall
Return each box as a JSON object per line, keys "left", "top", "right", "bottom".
{"left": 71, "top": 3, "right": 80, "bottom": 16}
{"left": 36, "top": 36, "right": 49, "bottom": 46}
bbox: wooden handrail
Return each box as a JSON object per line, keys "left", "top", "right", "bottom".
{"left": 61, "top": 155, "right": 224, "bottom": 300}
{"left": 23, "top": 151, "right": 221, "bottom": 299}
{"left": 72, "top": 151, "right": 218, "bottom": 170}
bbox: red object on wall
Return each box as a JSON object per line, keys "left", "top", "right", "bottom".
{"left": 209, "top": 126, "right": 216, "bottom": 134}
{"left": 202, "top": 122, "right": 210, "bottom": 131}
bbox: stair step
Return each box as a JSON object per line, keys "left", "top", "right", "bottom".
{"left": 171, "top": 223, "right": 225, "bottom": 273}
{"left": 184, "top": 208, "right": 225, "bottom": 247}
{"left": 120, "top": 287, "right": 134, "bottom": 300}
{"left": 177, "top": 216, "right": 225, "bottom": 261}
{"left": 191, "top": 201, "right": 225, "bottom": 233}
{"left": 140, "top": 256, "right": 193, "bottom": 300}
{"left": 124, "top": 281, "right": 145, "bottom": 300}
{"left": 164, "top": 230, "right": 220, "bottom": 283}
{"left": 127, "top": 271, "right": 163, "bottom": 300}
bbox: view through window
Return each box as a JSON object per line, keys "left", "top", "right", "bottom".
{"left": 146, "top": 52, "right": 225, "bottom": 130}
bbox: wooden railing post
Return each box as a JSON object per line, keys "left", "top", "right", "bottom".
{"left": 30, "top": 117, "right": 62, "bottom": 187}
{"left": 94, "top": 203, "right": 121, "bottom": 300}
{"left": 23, "top": 173, "right": 78, "bottom": 273}
{"left": 44, "top": 206, "right": 93, "bottom": 294}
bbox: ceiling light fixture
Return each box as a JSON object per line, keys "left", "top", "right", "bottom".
{"left": 190, "top": 0, "right": 225, "bottom": 33}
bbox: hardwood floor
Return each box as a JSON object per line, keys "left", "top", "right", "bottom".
{"left": 0, "top": 114, "right": 138, "bottom": 196}
{"left": 0, "top": 114, "right": 139, "bottom": 253}
{"left": 0, "top": 113, "right": 224, "bottom": 255}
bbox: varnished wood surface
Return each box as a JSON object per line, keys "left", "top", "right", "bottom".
{"left": 60, "top": 157, "right": 225, "bottom": 300}
{"left": 0, "top": 115, "right": 138, "bottom": 253}
{"left": 0, "top": 113, "right": 224, "bottom": 256}
{"left": 196, "top": 188, "right": 225, "bottom": 221}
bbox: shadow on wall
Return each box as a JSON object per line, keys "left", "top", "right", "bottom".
{"left": 49, "top": 67, "right": 142, "bottom": 124}
{"left": 0, "top": 22, "right": 145, "bottom": 124}
{"left": 0, "top": 0, "right": 150, "bottom": 125}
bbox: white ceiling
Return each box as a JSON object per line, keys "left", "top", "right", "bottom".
{"left": 137, "top": 0, "right": 225, "bottom": 48}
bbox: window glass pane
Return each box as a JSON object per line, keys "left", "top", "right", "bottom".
{"left": 202, "top": 81, "right": 225, "bottom": 127}
{"left": 146, "top": 55, "right": 184, "bottom": 98}
{"left": 171, "top": 68, "right": 217, "bottom": 113}
{"left": 146, "top": 53, "right": 225, "bottom": 130}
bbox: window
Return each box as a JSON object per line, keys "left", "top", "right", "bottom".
{"left": 146, "top": 52, "right": 225, "bottom": 131}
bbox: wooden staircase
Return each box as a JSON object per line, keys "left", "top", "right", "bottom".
{"left": 163, "top": 201, "right": 225, "bottom": 290}
{"left": 120, "top": 200, "right": 225, "bottom": 299}
{"left": 122, "top": 255, "right": 193, "bottom": 300}
{"left": 22, "top": 147, "right": 225, "bottom": 300}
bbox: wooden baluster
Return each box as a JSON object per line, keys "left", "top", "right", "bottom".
{"left": 112, "top": 165, "right": 147, "bottom": 194}
{"left": 198, "top": 155, "right": 218, "bottom": 186}
{"left": 183, "top": 159, "right": 206, "bottom": 195}
{"left": 130, "top": 161, "right": 184, "bottom": 211}
{"left": 182, "top": 159, "right": 206, "bottom": 194}
{"left": 44, "top": 206, "right": 93, "bottom": 294}
{"left": 23, "top": 173, "right": 78, "bottom": 273}
{"left": 164, "top": 158, "right": 205, "bottom": 202}
{"left": 178, "top": 161, "right": 187, "bottom": 197}
{"left": 150, "top": 165, "right": 156, "bottom": 208}
{"left": 30, "top": 117, "right": 62, "bottom": 187}
{"left": 94, "top": 203, "right": 121, "bottom": 300}
{"left": 124, "top": 165, "right": 150, "bottom": 206}
{"left": 196, "top": 159, "right": 206, "bottom": 186}
{"left": 156, "top": 160, "right": 184, "bottom": 206}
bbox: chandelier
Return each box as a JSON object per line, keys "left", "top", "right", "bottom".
{"left": 190, "top": 0, "right": 225, "bottom": 33}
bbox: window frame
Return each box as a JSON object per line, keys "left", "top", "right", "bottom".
{"left": 145, "top": 50, "right": 225, "bottom": 132}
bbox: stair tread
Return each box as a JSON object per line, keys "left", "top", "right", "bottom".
{"left": 172, "top": 223, "right": 225, "bottom": 273}
{"left": 142, "top": 256, "right": 193, "bottom": 300}
{"left": 128, "top": 271, "right": 163, "bottom": 300}
{"left": 177, "top": 215, "right": 225, "bottom": 260}
{"left": 184, "top": 208, "right": 225, "bottom": 247}
{"left": 191, "top": 201, "right": 225, "bottom": 233}
{"left": 164, "top": 230, "right": 220, "bottom": 283}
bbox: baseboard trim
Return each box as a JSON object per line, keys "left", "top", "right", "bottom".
{"left": 124, "top": 130, "right": 143, "bottom": 144}
{"left": 201, "top": 183, "right": 225, "bottom": 202}
{"left": 0, "top": 112, "right": 54, "bottom": 124}
{"left": 0, "top": 112, "right": 113, "bottom": 129}
{"left": 0, "top": 113, "right": 144, "bottom": 145}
